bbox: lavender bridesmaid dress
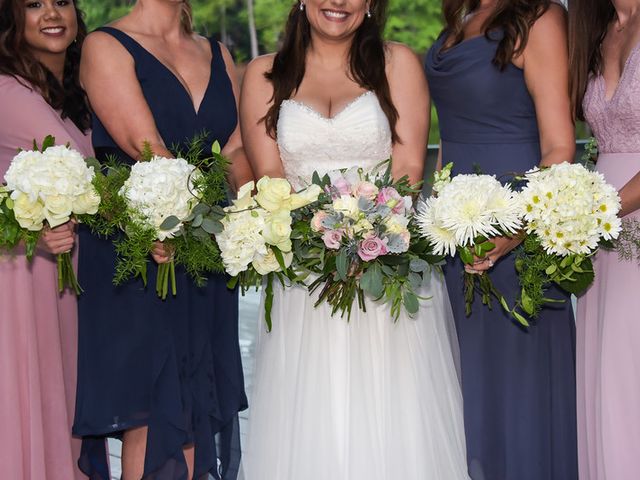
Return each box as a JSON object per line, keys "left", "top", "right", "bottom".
{"left": 576, "top": 42, "right": 640, "bottom": 480}
{"left": 0, "top": 75, "right": 93, "bottom": 480}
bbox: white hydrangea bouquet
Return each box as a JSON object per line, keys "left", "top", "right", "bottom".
{"left": 513, "top": 162, "right": 621, "bottom": 321}
{"left": 82, "top": 138, "right": 229, "bottom": 299}
{"left": 216, "top": 176, "right": 322, "bottom": 330}
{"left": 0, "top": 136, "right": 100, "bottom": 294}
{"left": 416, "top": 163, "right": 523, "bottom": 321}
{"left": 295, "top": 163, "right": 444, "bottom": 321}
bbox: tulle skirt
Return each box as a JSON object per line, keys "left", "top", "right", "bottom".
{"left": 242, "top": 270, "right": 470, "bottom": 480}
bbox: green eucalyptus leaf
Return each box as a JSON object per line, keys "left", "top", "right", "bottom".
{"left": 403, "top": 291, "right": 420, "bottom": 315}
{"left": 545, "top": 264, "right": 557, "bottom": 275}
{"left": 191, "top": 203, "right": 211, "bottom": 217}
{"left": 201, "top": 218, "right": 223, "bottom": 234}
{"left": 360, "top": 263, "right": 384, "bottom": 299}
{"left": 409, "top": 258, "right": 428, "bottom": 272}
{"left": 159, "top": 215, "right": 181, "bottom": 231}
{"left": 459, "top": 247, "right": 474, "bottom": 265}
{"left": 192, "top": 213, "right": 204, "bottom": 228}
{"left": 408, "top": 272, "right": 422, "bottom": 291}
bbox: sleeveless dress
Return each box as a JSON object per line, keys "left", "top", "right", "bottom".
{"left": 242, "top": 92, "right": 470, "bottom": 480}
{"left": 425, "top": 32, "right": 578, "bottom": 480}
{"left": 0, "top": 75, "right": 91, "bottom": 480}
{"left": 576, "top": 41, "right": 640, "bottom": 480}
{"left": 73, "top": 27, "right": 247, "bottom": 480}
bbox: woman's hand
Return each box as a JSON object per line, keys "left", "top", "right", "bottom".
{"left": 39, "top": 221, "right": 76, "bottom": 255}
{"left": 151, "top": 241, "right": 173, "bottom": 264}
{"left": 465, "top": 235, "right": 523, "bottom": 274}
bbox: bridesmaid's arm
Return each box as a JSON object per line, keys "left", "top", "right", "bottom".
{"left": 239, "top": 54, "right": 286, "bottom": 179}
{"left": 521, "top": 4, "right": 575, "bottom": 167}
{"left": 218, "top": 43, "right": 255, "bottom": 194}
{"left": 619, "top": 173, "right": 640, "bottom": 217}
{"left": 80, "top": 31, "right": 172, "bottom": 160}
{"left": 386, "top": 43, "right": 430, "bottom": 185}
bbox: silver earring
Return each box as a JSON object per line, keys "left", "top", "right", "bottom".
{"left": 299, "top": 2, "right": 305, "bottom": 10}
{"left": 366, "top": 9, "right": 372, "bottom": 18}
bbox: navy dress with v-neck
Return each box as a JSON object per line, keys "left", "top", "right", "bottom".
{"left": 73, "top": 27, "right": 247, "bottom": 480}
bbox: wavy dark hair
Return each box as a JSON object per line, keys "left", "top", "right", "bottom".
{"left": 0, "top": 0, "right": 90, "bottom": 131}
{"left": 263, "top": 0, "right": 399, "bottom": 142}
{"left": 568, "top": 0, "right": 615, "bottom": 119}
{"left": 442, "top": 0, "right": 551, "bottom": 70}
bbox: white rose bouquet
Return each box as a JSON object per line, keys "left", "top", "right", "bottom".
{"left": 82, "top": 138, "right": 229, "bottom": 298}
{"left": 216, "top": 177, "right": 322, "bottom": 330}
{"left": 293, "top": 162, "right": 444, "bottom": 321}
{"left": 416, "top": 163, "right": 523, "bottom": 321}
{"left": 512, "top": 162, "right": 621, "bottom": 322}
{"left": 0, "top": 136, "right": 100, "bottom": 294}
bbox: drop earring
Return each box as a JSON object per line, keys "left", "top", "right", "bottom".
{"left": 366, "top": 9, "right": 372, "bottom": 18}
{"left": 299, "top": 1, "right": 305, "bottom": 11}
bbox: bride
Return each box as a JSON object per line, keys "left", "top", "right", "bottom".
{"left": 240, "top": 0, "right": 469, "bottom": 478}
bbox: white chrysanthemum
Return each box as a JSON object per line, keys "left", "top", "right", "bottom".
{"left": 4, "top": 145, "right": 100, "bottom": 229}
{"left": 119, "top": 156, "right": 199, "bottom": 240}
{"left": 519, "top": 162, "right": 622, "bottom": 256}
{"left": 416, "top": 196, "right": 458, "bottom": 256}
{"left": 416, "top": 174, "right": 522, "bottom": 255}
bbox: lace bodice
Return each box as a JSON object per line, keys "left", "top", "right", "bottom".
{"left": 583, "top": 43, "right": 640, "bottom": 154}
{"left": 277, "top": 91, "right": 393, "bottom": 189}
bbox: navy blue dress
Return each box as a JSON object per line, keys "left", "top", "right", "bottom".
{"left": 425, "top": 32, "right": 578, "bottom": 480}
{"left": 73, "top": 27, "right": 247, "bottom": 480}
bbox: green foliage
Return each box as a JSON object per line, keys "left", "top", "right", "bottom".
{"left": 80, "top": 136, "right": 230, "bottom": 296}
{"left": 608, "top": 218, "right": 640, "bottom": 263}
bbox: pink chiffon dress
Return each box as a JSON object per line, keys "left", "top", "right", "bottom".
{"left": 577, "top": 42, "right": 640, "bottom": 480}
{"left": 0, "top": 75, "right": 93, "bottom": 480}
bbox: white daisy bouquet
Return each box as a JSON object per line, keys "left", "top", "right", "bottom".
{"left": 216, "top": 177, "right": 322, "bottom": 330}
{"left": 0, "top": 136, "right": 100, "bottom": 294}
{"left": 416, "top": 163, "right": 522, "bottom": 320}
{"left": 292, "top": 162, "right": 444, "bottom": 321}
{"left": 513, "top": 162, "right": 621, "bottom": 322}
{"left": 82, "top": 138, "right": 229, "bottom": 299}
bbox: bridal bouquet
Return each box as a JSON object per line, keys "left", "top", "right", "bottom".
{"left": 512, "top": 162, "right": 621, "bottom": 321}
{"left": 82, "top": 138, "right": 228, "bottom": 298}
{"left": 0, "top": 136, "right": 100, "bottom": 294}
{"left": 216, "top": 177, "right": 322, "bottom": 330}
{"left": 416, "top": 163, "right": 523, "bottom": 321}
{"left": 293, "top": 163, "right": 445, "bottom": 321}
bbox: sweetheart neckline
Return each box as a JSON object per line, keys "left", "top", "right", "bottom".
{"left": 281, "top": 91, "right": 375, "bottom": 121}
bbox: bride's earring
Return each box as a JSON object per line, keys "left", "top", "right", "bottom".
{"left": 299, "top": 1, "right": 305, "bottom": 11}
{"left": 366, "top": 4, "right": 372, "bottom": 18}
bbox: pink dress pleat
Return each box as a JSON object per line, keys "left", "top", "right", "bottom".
{"left": 577, "top": 44, "right": 640, "bottom": 480}
{"left": 0, "top": 75, "right": 93, "bottom": 480}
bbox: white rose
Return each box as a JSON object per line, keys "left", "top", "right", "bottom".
{"left": 262, "top": 209, "right": 293, "bottom": 252}
{"left": 252, "top": 247, "right": 293, "bottom": 275}
{"left": 255, "top": 176, "right": 292, "bottom": 212}
{"left": 12, "top": 193, "right": 45, "bottom": 231}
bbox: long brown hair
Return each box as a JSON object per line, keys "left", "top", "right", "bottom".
{"left": 0, "top": 0, "right": 90, "bottom": 131}
{"left": 442, "top": 0, "right": 551, "bottom": 69}
{"left": 181, "top": 0, "right": 194, "bottom": 35}
{"left": 568, "top": 0, "right": 615, "bottom": 119}
{"left": 263, "top": 1, "right": 399, "bottom": 142}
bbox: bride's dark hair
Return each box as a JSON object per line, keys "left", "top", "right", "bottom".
{"left": 263, "top": 1, "right": 399, "bottom": 142}
{"left": 442, "top": 0, "right": 551, "bottom": 70}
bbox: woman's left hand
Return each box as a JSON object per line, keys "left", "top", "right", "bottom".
{"left": 465, "top": 235, "right": 523, "bottom": 274}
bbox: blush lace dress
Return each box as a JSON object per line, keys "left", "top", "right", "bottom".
{"left": 576, "top": 42, "right": 640, "bottom": 480}
{"left": 241, "top": 92, "right": 470, "bottom": 480}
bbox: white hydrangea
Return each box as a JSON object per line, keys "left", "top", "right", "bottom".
{"left": 519, "top": 162, "right": 621, "bottom": 256}
{"left": 4, "top": 145, "right": 100, "bottom": 230}
{"left": 416, "top": 174, "right": 522, "bottom": 255}
{"left": 119, "top": 156, "right": 199, "bottom": 240}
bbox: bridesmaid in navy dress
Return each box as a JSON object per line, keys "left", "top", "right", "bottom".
{"left": 72, "top": 1, "right": 252, "bottom": 478}
{"left": 425, "top": 1, "right": 578, "bottom": 479}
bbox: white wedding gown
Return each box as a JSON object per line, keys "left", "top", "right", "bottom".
{"left": 243, "top": 92, "right": 470, "bottom": 480}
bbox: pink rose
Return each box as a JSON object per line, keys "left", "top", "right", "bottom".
{"left": 322, "top": 229, "right": 343, "bottom": 250}
{"left": 332, "top": 177, "right": 352, "bottom": 197}
{"left": 352, "top": 181, "right": 379, "bottom": 200}
{"left": 311, "top": 211, "right": 328, "bottom": 232}
{"left": 357, "top": 235, "right": 388, "bottom": 261}
{"left": 376, "top": 187, "right": 405, "bottom": 213}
